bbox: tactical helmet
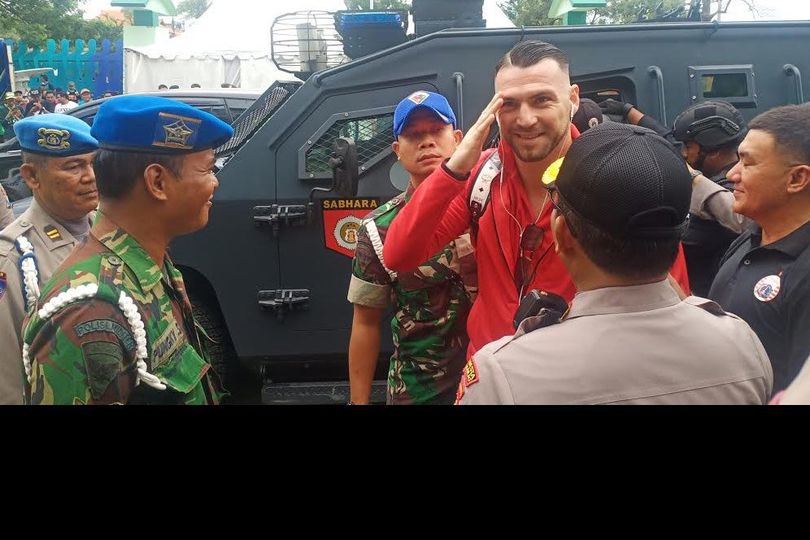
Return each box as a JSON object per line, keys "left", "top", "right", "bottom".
{"left": 672, "top": 100, "right": 746, "bottom": 149}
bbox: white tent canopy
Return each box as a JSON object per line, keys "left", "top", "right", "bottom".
{"left": 125, "top": 0, "right": 515, "bottom": 93}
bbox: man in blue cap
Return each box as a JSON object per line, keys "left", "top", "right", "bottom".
{"left": 0, "top": 114, "right": 99, "bottom": 404}
{"left": 347, "top": 90, "right": 476, "bottom": 405}
{"left": 21, "top": 96, "right": 234, "bottom": 405}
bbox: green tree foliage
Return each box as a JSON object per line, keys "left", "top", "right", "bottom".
{"left": 177, "top": 0, "right": 212, "bottom": 20}
{"left": 498, "top": 0, "right": 759, "bottom": 26}
{"left": 344, "top": 0, "right": 411, "bottom": 10}
{"left": 591, "top": 0, "right": 685, "bottom": 24}
{"left": 0, "top": 0, "right": 123, "bottom": 47}
{"left": 498, "top": 0, "right": 557, "bottom": 26}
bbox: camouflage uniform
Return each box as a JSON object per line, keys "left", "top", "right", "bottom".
{"left": 1, "top": 102, "right": 23, "bottom": 137}
{"left": 22, "top": 224, "right": 226, "bottom": 405}
{"left": 348, "top": 189, "right": 476, "bottom": 405}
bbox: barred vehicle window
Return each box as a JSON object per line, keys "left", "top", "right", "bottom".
{"left": 305, "top": 113, "right": 394, "bottom": 175}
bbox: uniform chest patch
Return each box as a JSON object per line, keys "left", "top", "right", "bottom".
{"left": 754, "top": 274, "right": 781, "bottom": 302}
{"left": 152, "top": 321, "right": 185, "bottom": 369}
{"left": 0, "top": 271, "right": 6, "bottom": 301}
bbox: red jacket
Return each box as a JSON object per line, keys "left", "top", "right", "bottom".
{"left": 384, "top": 127, "right": 691, "bottom": 357}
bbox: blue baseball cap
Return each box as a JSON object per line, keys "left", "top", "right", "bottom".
{"left": 91, "top": 95, "right": 234, "bottom": 154}
{"left": 393, "top": 91, "right": 457, "bottom": 137}
{"left": 14, "top": 114, "right": 98, "bottom": 157}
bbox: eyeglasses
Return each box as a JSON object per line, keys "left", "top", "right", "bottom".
{"left": 515, "top": 223, "right": 544, "bottom": 300}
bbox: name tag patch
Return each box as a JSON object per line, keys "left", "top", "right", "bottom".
{"left": 152, "top": 321, "right": 185, "bottom": 369}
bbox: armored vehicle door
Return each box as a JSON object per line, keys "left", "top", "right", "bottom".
{"left": 272, "top": 83, "right": 440, "bottom": 358}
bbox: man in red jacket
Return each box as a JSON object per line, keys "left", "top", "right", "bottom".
{"left": 383, "top": 40, "right": 691, "bottom": 358}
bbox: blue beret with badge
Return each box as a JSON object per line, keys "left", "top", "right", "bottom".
{"left": 14, "top": 114, "right": 98, "bottom": 157}
{"left": 91, "top": 95, "right": 234, "bottom": 154}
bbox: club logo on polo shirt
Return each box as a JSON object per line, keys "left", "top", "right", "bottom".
{"left": 754, "top": 274, "right": 781, "bottom": 302}
{"left": 154, "top": 112, "right": 201, "bottom": 150}
{"left": 37, "top": 128, "right": 71, "bottom": 151}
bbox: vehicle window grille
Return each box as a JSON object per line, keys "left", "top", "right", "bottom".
{"left": 216, "top": 80, "right": 301, "bottom": 156}
{"left": 305, "top": 113, "right": 394, "bottom": 174}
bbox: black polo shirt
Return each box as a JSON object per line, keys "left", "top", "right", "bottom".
{"left": 709, "top": 220, "right": 810, "bottom": 392}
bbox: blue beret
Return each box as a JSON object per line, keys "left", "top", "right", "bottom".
{"left": 91, "top": 95, "right": 234, "bottom": 154}
{"left": 14, "top": 114, "right": 98, "bottom": 157}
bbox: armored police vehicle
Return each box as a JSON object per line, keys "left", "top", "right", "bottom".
{"left": 23, "top": 2, "right": 810, "bottom": 403}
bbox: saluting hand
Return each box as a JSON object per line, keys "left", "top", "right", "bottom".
{"left": 446, "top": 93, "right": 503, "bottom": 177}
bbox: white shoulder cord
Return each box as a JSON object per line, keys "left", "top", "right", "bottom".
{"left": 21, "top": 284, "right": 166, "bottom": 392}
{"left": 15, "top": 236, "right": 40, "bottom": 310}
{"left": 364, "top": 220, "right": 397, "bottom": 281}
{"left": 118, "top": 292, "right": 166, "bottom": 391}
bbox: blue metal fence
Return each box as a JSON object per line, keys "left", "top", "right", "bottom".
{"left": 10, "top": 38, "right": 124, "bottom": 95}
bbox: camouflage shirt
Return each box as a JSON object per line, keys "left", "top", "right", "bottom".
{"left": 348, "top": 190, "right": 476, "bottom": 405}
{"left": 22, "top": 225, "right": 226, "bottom": 405}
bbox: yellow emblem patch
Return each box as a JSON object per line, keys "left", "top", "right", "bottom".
{"left": 44, "top": 225, "right": 62, "bottom": 242}
{"left": 37, "top": 128, "right": 71, "bottom": 151}
{"left": 463, "top": 358, "right": 479, "bottom": 386}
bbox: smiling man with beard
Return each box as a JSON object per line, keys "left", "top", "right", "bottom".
{"left": 0, "top": 114, "right": 99, "bottom": 404}
{"left": 21, "top": 96, "right": 233, "bottom": 405}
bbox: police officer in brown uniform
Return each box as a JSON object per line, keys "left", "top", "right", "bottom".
{"left": 0, "top": 184, "right": 12, "bottom": 229}
{"left": 0, "top": 114, "right": 98, "bottom": 404}
{"left": 457, "top": 123, "right": 772, "bottom": 405}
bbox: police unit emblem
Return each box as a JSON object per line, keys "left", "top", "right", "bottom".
{"left": 408, "top": 91, "right": 430, "bottom": 105}
{"left": 0, "top": 271, "right": 6, "bottom": 301}
{"left": 37, "top": 128, "right": 71, "bottom": 151}
{"left": 754, "top": 274, "right": 781, "bottom": 302}
{"left": 321, "top": 198, "right": 379, "bottom": 258}
{"left": 154, "top": 112, "right": 201, "bottom": 150}
{"left": 334, "top": 216, "right": 361, "bottom": 251}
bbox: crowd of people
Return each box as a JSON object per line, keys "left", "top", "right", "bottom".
{"left": 0, "top": 74, "right": 117, "bottom": 142}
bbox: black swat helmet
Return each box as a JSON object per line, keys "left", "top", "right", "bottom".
{"left": 672, "top": 100, "right": 746, "bottom": 149}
